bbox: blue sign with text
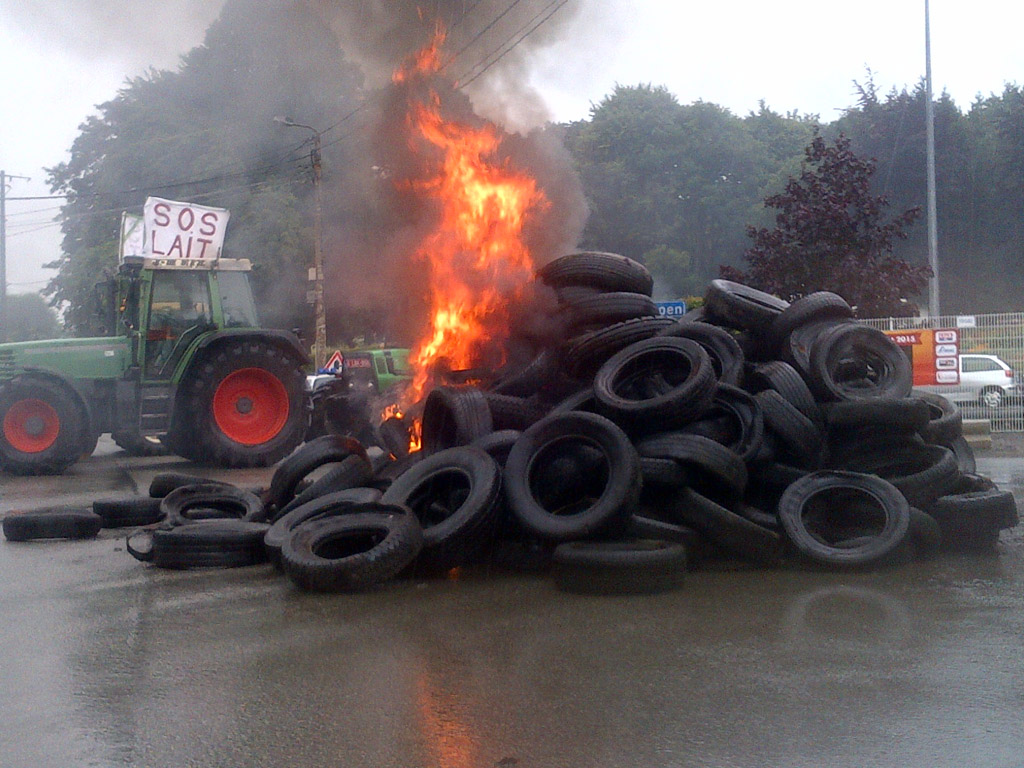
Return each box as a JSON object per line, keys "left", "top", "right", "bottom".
{"left": 655, "top": 300, "right": 687, "bottom": 318}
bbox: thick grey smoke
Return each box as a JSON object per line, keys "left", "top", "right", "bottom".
{"left": 309, "top": 0, "right": 582, "bottom": 129}
{"left": 4, "top": 1, "right": 226, "bottom": 70}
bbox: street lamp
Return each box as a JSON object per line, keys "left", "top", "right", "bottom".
{"left": 274, "top": 116, "right": 327, "bottom": 369}
{"left": 924, "top": 0, "right": 940, "bottom": 318}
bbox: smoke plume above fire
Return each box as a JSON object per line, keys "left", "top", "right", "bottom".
{"left": 309, "top": 0, "right": 582, "bottom": 129}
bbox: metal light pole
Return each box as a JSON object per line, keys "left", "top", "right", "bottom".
{"left": 0, "top": 171, "right": 32, "bottom": 343}
{"left": 925, "top": 0, "right": 940, "bottom": 318}
{"left": 274, "top": 117, "right": 327, "bottom": 369}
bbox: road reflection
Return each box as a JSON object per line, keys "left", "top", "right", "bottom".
{"left": 30, "top": 539, "right": 1022, "bottom": 768}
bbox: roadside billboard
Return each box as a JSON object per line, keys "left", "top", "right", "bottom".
{"left": 883, "top": 328, "right": 959, "bottom": 386}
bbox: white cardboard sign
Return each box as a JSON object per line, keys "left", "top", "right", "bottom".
{"left": 119, "top": 212, "right": 145, "bottom": 261}
{"left": 142, "top": 197, "right": 230, "bottom": 260}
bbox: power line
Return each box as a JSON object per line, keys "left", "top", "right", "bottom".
{"left": 6, "top": 222, "right": 60, "bottom": 238}
{"left": 1, "top": 171, "right": 33, "bottom": 342}
{"left": 4, "top": 205, "right": 64, "bottom": 218}
{"left": 445, "top": 0, "right": 526, "bottom": 69}
{"left": 6, "top": 178, "right": 304, "bottom": 246}
{"left": 457, "top": 0, "right": 568, "bottom": 88}
{"left": 10, "top": 1, "right": 559, "bottom": 208}
{"left": 450, "top": 0, "right": 490, "bottom": 29}
{"left": 8, "top": 0, "right": 567, "bottom": 256}
{"left": 320, "top": 102, "right": 371, "bottom": 138}
{"left": 9, "top": 127, "right": 314, "bottom": 206}
{"left": 8, "top": 146, "right": 310, "bottom": 204}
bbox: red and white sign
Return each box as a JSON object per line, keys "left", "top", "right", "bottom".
{"left": 143, "top": 197, "right": 230, "bottom": 260}
{"left": 884, "top": 328, "right": 959, "bottom": 386}
{"left": 325, "top": 350, "right": 344, "bottom": 373}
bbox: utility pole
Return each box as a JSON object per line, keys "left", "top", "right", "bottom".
{"left": 925, "top": 0, "right": 940, "bottom": 318}
{"left": 310, "top": 131, "right": 327, "bottom": 371}
{"left": 0, "top": 171, "right": 32, "bottom": 342}
{"left": 274, "top": 117, "right": 327, "bottom": 370}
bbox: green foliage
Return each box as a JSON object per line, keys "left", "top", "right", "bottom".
{"left": 3, "top": 293, "right": 63, "bottom": 341}
{"left": 563, "top": 76, "right": 1024, "bottom": 315}
{"left": 564, "top": 85, "right": 814, "bottom": 291}
{"left": 831, "top": 78, "right": 1024, "bottom": 312}
{"left": 45, "top": 0, "right": 366, "bottom": 336}
{"left": 229, "top": 185, "right": 309, "bottom": 330}
{"left": 44, "top": 240, "right": 119, "bottom": 334}
{"left": 725, "top": 133, "right": 928, "bottom": 317}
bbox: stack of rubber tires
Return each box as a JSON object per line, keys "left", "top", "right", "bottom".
{"left": 4, "top": 253, "right": 1018, "bottom": 597}
{"left": 356, "top": 254, "right": 1018, "bottom": 593}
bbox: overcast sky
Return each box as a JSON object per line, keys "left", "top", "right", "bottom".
{"left": 1, "top": 0, "right": 1022, "bottom": 296}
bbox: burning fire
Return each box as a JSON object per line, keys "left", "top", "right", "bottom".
{"left": 381, "top": 403, "right": 422, "bottom": 453}
{"left": 392, "top": 29, "right": 548, "bottom": 408}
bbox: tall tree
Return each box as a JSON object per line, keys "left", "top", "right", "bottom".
{"left": 958, "top": 84, "right": 1024, "bottom": 310}
{"left": 724, "top": 133, "right": 929, "bottom": 317}
{"left": 563, "top": 85, "right": 800, "bottom": 293}
{"left": 564, "top": 84, "right": 690, "bottom": 262}
{"left": 834, "top": 79, "right": 974, "bottom": 306}
{"left": 45, "top": 0, "right": 367, "bottom": 334}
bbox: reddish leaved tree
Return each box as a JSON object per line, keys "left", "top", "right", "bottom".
{"left": 722, "top": 132, "right": 929, "bottom": 317}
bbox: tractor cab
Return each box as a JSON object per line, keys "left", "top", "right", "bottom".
{"left": 117, "top": 257, "right": 258, "bottom": 380}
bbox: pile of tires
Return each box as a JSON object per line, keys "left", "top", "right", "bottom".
{"left": 5, "top": 255, "right": 1018, "bottom": 597}
{"left": 354, "top": 257, "right": 1018, "bottom": 591}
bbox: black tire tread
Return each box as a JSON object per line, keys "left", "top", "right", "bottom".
{"left": 538, "top": 252, "right": 654, "bottom": 296}
{"left": 281, "top": 512, "right": 423, "bottom": 591}
{"left": 3, "top": 508, "right": 103, "bottom": 541}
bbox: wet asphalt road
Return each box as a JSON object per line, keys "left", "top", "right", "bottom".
{"left": 2, "top": 440, "right": 1024, "bottom": 768}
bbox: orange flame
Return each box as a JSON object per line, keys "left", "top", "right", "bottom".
{"left": 380, "top": 404, "right": 422, "bottom": 454}
{"left": 393, "top": 30, "right": 548, "bottom": 406}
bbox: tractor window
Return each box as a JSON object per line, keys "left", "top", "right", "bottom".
{"left": 144, "top": 271, "right": 212, "bottom": 377}
{"left": 218, "top": 271, "right": 259, "bottom": 328}
{"left": 385, "top": 351, "right": 410, "bottom": 376}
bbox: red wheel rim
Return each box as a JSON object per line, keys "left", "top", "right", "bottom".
{"left": 3, "top": 398, "right": 61, "bottom": 453}
{"left": 212, "top": 368, "right": 290, "bottom": 446}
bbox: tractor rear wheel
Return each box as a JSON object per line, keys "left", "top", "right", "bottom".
{"left": 0, "top": 377, "right": 87, "bottom": 475}
{"left": 174, "top": 340, "right": 306, "bottom": 468}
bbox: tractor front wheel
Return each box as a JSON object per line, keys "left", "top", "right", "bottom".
{"left": 174, "top": 341, "right": 307, "bottom": 468}
{"left": 0, "top": 377, "right": 87, "bottom": 475}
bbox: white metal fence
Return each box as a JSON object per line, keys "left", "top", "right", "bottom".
{"left": 861, "top": 312, "right": 1024, "bottom": 433}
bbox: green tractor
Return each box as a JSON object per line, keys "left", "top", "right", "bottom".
{"left": 0, "top": 256, "right": 309, "bottom": 475}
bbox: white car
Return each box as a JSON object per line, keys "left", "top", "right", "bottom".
{"left": 918, "top": 353, "right": 1017, "bottom": 408}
